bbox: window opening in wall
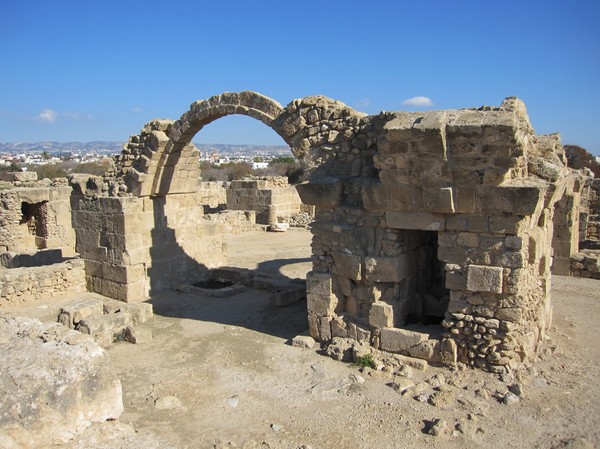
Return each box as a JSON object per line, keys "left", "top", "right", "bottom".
{"left": 20, "top": 201, "right": 49, "bottom": 249}
{"left": 404, "top": 231, "right": 449, "bottom": 326}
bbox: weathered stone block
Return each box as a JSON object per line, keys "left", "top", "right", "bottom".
{"left": 466, "top": 265, "right": 503, "bottom": 293}
{"left": 422, "top": 187, "right": 455, "bottom": 213}
{"left": 379, "top": 327, "right": 428, "bottom": 353}
{"left": 332, "top": 252, "right": 362, "bottom": 281}
{"left": 58, "top": 299, "right": 104, "bottom": 329}
{"left": 476, "top": 185, "right": 544, "bottom": 215}
{"left": 0, "top": 317, "right": 123, "bottom": 448}
{"left": 306, "top": 271, "right": 332, "bottom": 296}
{"left": 364, "top": 254, "right": 412, "bottom": 282}
{"left": 307, "top": 293, "right": 337, "bottom": 316}
{"left": 386, "top": 211, "right": 445, "bottom": 231}
{"left": 440, "top": 338, "right": 458, "bottom": 366}
{"left": 369, "top": 302, "right": 394, "bottom": 328}
{"left": 296, "top": 178, "right": 341, "bottom": 207}
{"left": 495, "top": 307, "right": 523, "bottom": 322}
{"left": 362, "top": 182, "right": 389, "bottom": 211}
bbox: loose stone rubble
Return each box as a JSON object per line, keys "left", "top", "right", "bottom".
{"left": 1, "top": 90, "right": 599, "bottom": 374}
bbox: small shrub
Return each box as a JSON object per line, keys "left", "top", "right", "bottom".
{"left": 354, "top": 354, "right": 376, "bottom": 369}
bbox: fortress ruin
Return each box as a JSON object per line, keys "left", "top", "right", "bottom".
{"left": 1, "top": 91, "right": 599, "bottom": 373}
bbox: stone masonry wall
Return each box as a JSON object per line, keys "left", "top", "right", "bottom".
{"left": 294, "top": 97, "right": 582, "bottom": 373}
{"left": 198, "top": 181, "right": 228, "bottom": 211}
{"left": 226, "top": 176, "right": 301, "bottom": 224}
{"left": 0, "top": 259, "right": 86, "bottom": 304}
{"left": 71, "top": 192, "right": 226, "bottom": 302}
{"left": 0, "top": 185, "right": 75, "bottom": 255}
{"left": 585, "top": 179, "right": 600, "bottom": 240}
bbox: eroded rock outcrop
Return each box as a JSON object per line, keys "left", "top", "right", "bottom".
{"left": 0, "top": 316, "right": 123, "bottom": 448}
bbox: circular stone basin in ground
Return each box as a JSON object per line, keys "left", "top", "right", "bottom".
{"left": 185, "top": 279, "right": 246, "bottom": 298}
{"left": 193, "top": 279, "right": 235, "bottom": 289}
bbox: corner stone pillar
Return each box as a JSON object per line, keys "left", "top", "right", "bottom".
{"left": 306, "top": 271, "right": 338, "bottom": 341}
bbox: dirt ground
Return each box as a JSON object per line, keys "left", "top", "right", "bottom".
{"left": 3, "top": 229, "right": 599, "bottom": 449}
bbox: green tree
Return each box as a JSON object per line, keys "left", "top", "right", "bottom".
{"left": 269, "top": 156, "right": 296, "bottom": 165}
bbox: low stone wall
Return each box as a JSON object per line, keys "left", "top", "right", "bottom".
{"left": 0, "top": 258, "right": 86, "bottom": 304}
{"left": 226, "top": 176, "right": 302, "bottom": 224}
{"left": 570, "top": 250, "right": 600, "bottom": 279}
{"left": 198, "top": 180, "right": 228, "bottom": 211}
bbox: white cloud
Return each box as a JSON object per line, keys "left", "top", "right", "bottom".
{"left": 132, "top": 106, "right": 143, "bottom": 113}
{"left": 36, "top": 109, "right": 58, "bottom": 123}
{"left": 401, "top": 96, "right": 433, "bottom": 108}
{"left": 356, "top": 98, "right": 371, "bottom": 108}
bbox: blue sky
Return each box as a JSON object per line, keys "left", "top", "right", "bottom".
{"left": 1, "top": 0, "right": 599, "bottom": 154}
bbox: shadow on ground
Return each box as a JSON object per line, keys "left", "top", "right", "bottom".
{"left": 149, "top": 289, "right": 309, "bottom": 340}
{"left": 148, "top": 256, "right": 312, "bottom": 341}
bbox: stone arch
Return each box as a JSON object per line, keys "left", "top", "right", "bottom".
{"left": 117, "top": 91, "right": 366, "bottom": 197}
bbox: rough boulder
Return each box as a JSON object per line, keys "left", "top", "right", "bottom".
{"left": 0, "top": 316, "right": 123, "bottom": 448}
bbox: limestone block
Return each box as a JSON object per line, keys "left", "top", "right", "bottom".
{"left": 495, "top": 307, "right": 523, "bottom": 322}
{"left": 331, "top": 317, "right": 348, "bottom": 338}
{"left": 295, "top": 178, "right": 342, "bottom": 207}
{"left": 364, "top": 254, "right": 413, "bottom": 282}
{"left": 361, "top": 182, "right": 389, "bottom": 211}
{"left": 307, "top": 293, "right": 337, "bottom": 316}
{"left": 407, "top": 339, "right": 440, "bottom": 361}
{"left": 77, "top": 313, "right": 133, "bottom": 346}
{"left": 379, "top": 327, "right": 429, "bottom": 353}
{"left": 444, "top": 267, "right": 466, "bottom": 290}
{"left": 306, "top": 271, "right": 332, "bottom": 296}
{"left": 332, "top": 252, "right": 362, "bottom": 281}
{"left": 466, "top": 265, "right": 503, "bottom": 293}
{"left": 446, "top": 214, "right": 488, "bottom": 232}
{"left": 319, "top": 317, "right": 332, "bottom": 341}
{"left": 439, "top": 338, "right": 458, "bottom": 366}
{"left": 308, "top": 313, "right": 320, "bottom": 340}
{"left": 369, "top": 302, "right": 394, "bottom": 328}
{"left": 475, "top": 185, "right": 544, "bottom": 215}
{"left": 488, "top": 215, "right": 530, "bottom": 234}
{"left": 103, "top": 301, "right": 153, "bottom": 325}
{"left": 58, "top": 299, "right": 104, "bottom": 329}
{"left": 102, "top": 264, "right": 146, "bottom": 284}
{"left": 457, "top": 232, "right": 479, "bottom": 247}
{"left": 385, "top": 211, "right": 445, "bottom": 231}
{"left": 422, "top": 187, "right": 455, "bottom": 213}
{"left": 17, "top": 187, "right": 50, "bottom": 204}
{"left": 291, "top": 334, "right": 316, "bottom": 349}
{"left": 0, "top": 317, "right": 123, "bottom": 448}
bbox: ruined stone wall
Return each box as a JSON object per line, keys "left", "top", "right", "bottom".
{"left": 71, "top": 192, "right": 226, "bottom": 302}
{"left": 76, "top": 91, "right": 586, "bottom": 372}
{"left": 585, "top": 178, "right": 600, "bottom": 240}
{"left": 0, "top": 259, "right": 85, "bottom": 304}
{"left": 226, "top": 176, "right": 301, "bottom": 224}
{"left": 0, "top": 185, "right": 76, "bottom": 255}
{"left": 198, "top": 181, "right": 228, "bottom": 211}
{"left": 295, "top": 97, "right": 583, "bottom": 373}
